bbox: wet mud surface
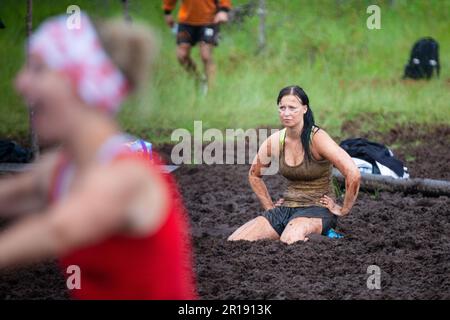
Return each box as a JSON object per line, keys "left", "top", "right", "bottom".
{"left": 1, "top": 124, "right": 449, "bottom": 299}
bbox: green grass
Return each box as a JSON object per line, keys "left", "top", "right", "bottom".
{"left": 1, "top": 0, "right": 449, "bottom": 145}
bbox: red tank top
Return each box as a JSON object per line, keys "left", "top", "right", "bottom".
{"left": 49, "top": 140, "right": 197, "bottom": 299}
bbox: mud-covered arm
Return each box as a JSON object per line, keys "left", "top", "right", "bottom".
{"left": 248, "top": 137, "right": 276, "bottom": 211}
{"left": 314, "top": 130, "right": 361, "bottom": 216}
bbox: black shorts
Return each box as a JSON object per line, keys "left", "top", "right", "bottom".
{"left": 261, "top": 206, "right": 338, "bottom": 236}
{"left": 176, "top": 23, "right": 219, "bottom": 46}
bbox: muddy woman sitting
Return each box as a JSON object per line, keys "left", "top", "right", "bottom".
{"left": 228, "top": 85, "right": 361, "bottom": 244}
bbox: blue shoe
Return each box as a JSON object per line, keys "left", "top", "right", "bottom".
{"left": 325, "top": 228, "right": 344, "bottom": 239}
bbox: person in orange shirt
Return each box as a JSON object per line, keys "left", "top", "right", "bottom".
{"left": 163, "top": 0, "right": 232, "bottom": 92}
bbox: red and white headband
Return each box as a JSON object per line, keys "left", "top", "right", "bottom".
{"left": 29, "top": 12, "right": 130, "bottom": 114}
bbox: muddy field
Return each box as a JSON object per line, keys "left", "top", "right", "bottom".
{"left": 0, "top": 124, "right": 449, "bottom": 299}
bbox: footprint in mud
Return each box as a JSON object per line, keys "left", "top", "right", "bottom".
{"left": 307, "top": 233, "right": 334, "bottom": 243}
{"left": 192, "top": 224, "right": 235, "bottom": 238}
{"left": 223, "top": 202, "right": 238, "bottom": 212}
{"left": 198, "top": 193, "right": 216, "bottom": 204}
{"left": 186, "top": 167, "right": 199, "bottom": 175}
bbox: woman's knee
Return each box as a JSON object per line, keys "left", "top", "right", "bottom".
{"left": 280, "top": 227, "right": 308, "bottom": 244}
{"left": 228, "top": 216, "right": 277, "bottom": 241}
{"left": 280, "top": 219, "right": 312, "bottom": 244}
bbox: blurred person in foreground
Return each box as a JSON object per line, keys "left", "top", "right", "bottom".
{"left": 163, "top": 0, "right": 231, "bottom": 93}
{"left": 0, "top": 13, "right": 196, "bottom": 300}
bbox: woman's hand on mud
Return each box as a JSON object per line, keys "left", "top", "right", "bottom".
{"left": 275, "top": 198, "right": 284, "bottom": 207}
{"left": 319, "top": 195, "right": 345, "bottom": 216}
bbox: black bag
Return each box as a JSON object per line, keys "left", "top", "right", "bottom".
{"left": 0, "top": 140, "right": 32, "bottom": 163}
{"left": 0, "top": 18, "right": 5, "bottom": 29}
{"left": 339, "top": 138, "right": 405, "bottom": 178}
{"left": 403, "top": 37, "right": 440, "bottom": 79}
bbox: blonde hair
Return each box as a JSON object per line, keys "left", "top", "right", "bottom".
{"left": 94, "top": 19, "right": 158, "bottom": 92}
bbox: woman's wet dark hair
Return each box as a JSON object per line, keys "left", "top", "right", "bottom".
{"left": 277, "top": 85, "right": 316, "bottom": 163}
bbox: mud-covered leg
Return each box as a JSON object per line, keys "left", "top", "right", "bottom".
{"left": 228, "top": 216, "right": 279, "bottom": 241}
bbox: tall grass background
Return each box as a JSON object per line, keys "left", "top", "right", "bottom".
{"left": 0, "top": 0, "right": 449, "bottom": 145}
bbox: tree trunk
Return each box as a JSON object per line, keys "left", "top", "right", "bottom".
{"left": 257, "top": 0, "right": 266, "bottom": 53}
{"left": 26, "top": 0, "right": 39, "bottom": 160}
{"left": 332, "top": 169, "right": 450, "bottom": 197}
{"left": 122, "top": 0, "right": 132, "bottom": 23}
